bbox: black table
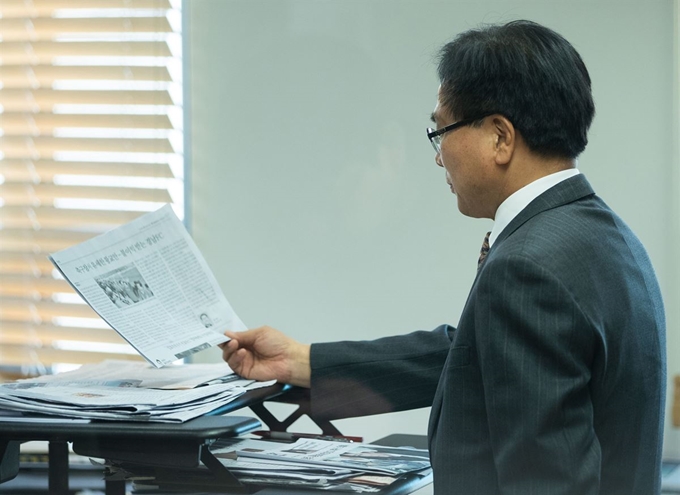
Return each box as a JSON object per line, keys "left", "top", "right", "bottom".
{"left": 0, "top": 384, "right": 433, "bottom": 495}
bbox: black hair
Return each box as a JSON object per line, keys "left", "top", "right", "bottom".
{"left": 437, "top": 20, "right": 595, "bottom": 159}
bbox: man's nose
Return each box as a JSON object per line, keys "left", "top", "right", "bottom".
{"left": 435, "top": 153, "right": 444, "bottom": 168}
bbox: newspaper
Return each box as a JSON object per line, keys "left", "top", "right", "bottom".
{"left": 21, "top": 359, "right": 246, "bottom": 390}
{"left": 201, "top": 437, "right": 431, "bottom": 492}
{"left": 48, "top": 204, "right": 246, "bottom": 367}
{"left": 102, "top": 437, "right": 429, "bottom": 493}
{"left": 215, "top": 437, "right": 431, "bottom": 476}
{"left": 0, "top": 360, "right": 276, "bottom": 422}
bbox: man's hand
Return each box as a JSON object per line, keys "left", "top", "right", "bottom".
{"left": 219, "top": 326, "right": 311, "bottom": 388}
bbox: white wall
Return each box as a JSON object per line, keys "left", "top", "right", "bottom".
{"left": 188, "top": 0, "right": 679, "bottom": 453}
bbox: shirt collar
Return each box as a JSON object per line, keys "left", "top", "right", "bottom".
{"left": 489, "top": 168, "right": 580, "bottom": 247}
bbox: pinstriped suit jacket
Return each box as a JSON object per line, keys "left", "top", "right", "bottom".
{"left": 310, "top": 174, "right": 666, "bottom": 494}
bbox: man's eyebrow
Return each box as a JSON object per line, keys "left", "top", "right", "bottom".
{"left": 430, "top": 112, "right": 437, "bottom": 123}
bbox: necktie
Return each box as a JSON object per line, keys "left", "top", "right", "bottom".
{"left": 477, "top": 231, "right": 491, "bottom": 270}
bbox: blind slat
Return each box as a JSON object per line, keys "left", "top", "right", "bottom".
{"left": 0, "top": 160, "right": 175, "bottom": 180}
{"left": 0, "top": 231, "right": 96, "bottom": 253}
{"left": 0, "top": 321, "right": 129, "bottom": 346}
{"left": 0, "top": 184, "right": 173, "bottom": 205}
{"left": 0, "top": 346, "right": 144, "bottom": 367}
{"left": 0, "top": 89, "right": 175, "bottom": 111}
{"left": 0, "top": 298, "right": 100, "bottom": 319}
{"left": 0, "top": 114, "right": 173, "bottom": 133}
{"left": 1, "top": 0, "right": 172, "bottom": 16}
{"left": 0, "top": 66, "right": 172, "bottom": 87}
{"left": 0, "top": 207, "right": 145, "bottom": 229}
{"left": 0, "top": 18, "right": 173, "bottom": 40}
{"left": 0, "top": 42, "right": 172, "bottom": 63}
{"left": 0, "top": 136, "right": 175, "bottom": 155}
{"left": 0, "top": 276, "right": 72, "bottom": 297}
{"left": 0, "top": 253, "right": 55, "bottom": 275}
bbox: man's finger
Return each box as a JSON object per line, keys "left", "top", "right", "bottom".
{"left": 225, "top": 328, "right": 260, "bottom": 346}
{"left": 226, "top": 348, "right": 247, "bottom": 373}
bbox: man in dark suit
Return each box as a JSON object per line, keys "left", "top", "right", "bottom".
{"left": 220, "top": 20, "right": 666, "bottom": 494}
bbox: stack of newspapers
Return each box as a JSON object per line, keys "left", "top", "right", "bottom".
{"left": 0, "top": 360, "right": 275, "bottom": 422}
{"left": 118, "top": 436, "right": 432, "bottom": 493}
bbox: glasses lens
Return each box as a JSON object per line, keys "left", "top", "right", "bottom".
{"left": 431, "top": 135, "right": 441, "bottom": 153}
{"left": 427, "top": 128, "right": 440, "bottom": 153}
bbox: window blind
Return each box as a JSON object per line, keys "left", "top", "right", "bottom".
{"left": 0, "top": 0, "right": 184, "bottom": 379}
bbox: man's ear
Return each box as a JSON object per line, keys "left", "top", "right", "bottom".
{"left": 490, "top": 115, "right": 515, "bottom": 166}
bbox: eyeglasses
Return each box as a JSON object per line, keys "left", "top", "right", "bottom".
{"left": 426, "top": 114, "right": 493, "bottom": 154}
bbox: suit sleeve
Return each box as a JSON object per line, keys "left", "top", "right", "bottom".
{"left": 477, "top": 254, "right": 600, "bottom": 493}
{"left": 309, "top": 325, "right": 454, "bottom": 421}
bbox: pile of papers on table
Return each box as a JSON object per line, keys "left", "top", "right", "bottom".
{"left": 117, "top": 436, "right": 431, "bottom": 493}
{"left": 0, "top": 360, "right": 274, "bottom": 423}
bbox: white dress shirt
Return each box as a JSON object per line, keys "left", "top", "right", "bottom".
{"left": 489, "top": 168, "right": 580, "bottom": 247}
